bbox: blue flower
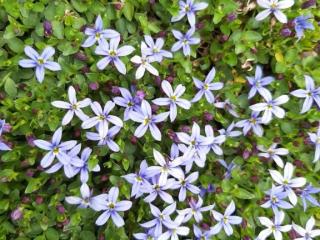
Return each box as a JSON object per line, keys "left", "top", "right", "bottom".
{"left": 33, "top": 127, "right": 77, "bottom": 168}
{"left": 255, "top": 0, "right": 294, "bottom": 23}
{"left": 257, "top": 210, "right": 292, "bottom": 240}
{"left": 152, "top": 80, "right": 191, "bottom": 122}
{"left": 204, "top": 125, "right": 226, "bottom": 156}
{"left": 129, "top": 100, "right": 169, "bottom": 141}
{"left": 19, "top": 46, "right": 61, "bottom": 83}
{"left": 140, "top": 203, "right": 177, "bottom": 237}
{"left": 51, "top": 86, "right": 91, "bottom": 125}
{"left": 69, "top": 147, "right": 100, "bottom": 183}
{"left": 261, "top": 185, "right": 293, "bottom": 212}
{"left": 95, "top": 37, "right": 135, "bottom": 74}
{"left": 81, "top": 101, "right": 123, "bottom": 136}
{"left": 171, "top": 0, "right": 208, "bottom": 26}
{"left": 177, "top": 196, "right": 214, "bottom": 223}
{"left": 294, "top": 15, "right": 315, "bottom": 40}
{"left": 143, "top": 176, "right": 175, "bottom": 204}
{"left": 300, "top": 184, "right": 320, "bottom": 211}
{"left": 171, "top": 27, "right": 200, "bottom": 56}
{"left": 171, "top": 171, "right": 201, "bottom": 201}
{"left": 0, "top": 119, "right": 11, "bottom": 151}
{"left": 86, "top": 126, "right": 121, "bottom": 152}
{"left": 269, "top": 162, "right": 306, "bottom": 205}
{"left": 122, "top": 160, "right": 152, "bottom": 199}
{"left": 113, "top": 87, "right": 142, "bottom": 121}
{"left": 193, "top": 224, "right": 213, "bottom": 240}
{"left": 291, "top": 75, "right": 320, "bottom": 113}
{"left": 250, "top": 93, "right": 289, "bottom": 124}
{"left": 142, "top": 35, "right": 173, "bottom": 62}
{"left": 82, "top": 15, "right": 119, "bottom": 48}
{"left": 257, "top": 143, "right": 288, "bottom": 168}
{"left": 246, "top": 65, "right": 274, "bottom": 99}
{"left": 308, "top": 123, "right": 320, "bottom": 163}
{"left": 191, "top": 67, "right": 224, "bottom": 103}
{"left": 292, "top": 216, "right": 320, "bottom": 240}
{"left": 236, "top": 111, "right": 264, "bottom": 137}
{"left": 95, "top": 187, "right": 132, "bottom": 227}
{"left": 146, "top": 149, "right": 184, "bottom": 186}
{"left": 210, "top": 201, "right": 242, "bottom": 236}
{"left": 131, "top": 44, "right": 159, "bottom": 80}
{"left": 65, "top": 183, "right": 108, "bottom": 211}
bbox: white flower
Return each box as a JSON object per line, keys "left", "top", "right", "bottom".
{"left": 292, "top": 216, "right": 320, "bottom": 240}
{"left": 269, "top": 162, "right": 306, "bottom": 205}
{"left": 255, "top": 0, "right": 295, "bottom": 23}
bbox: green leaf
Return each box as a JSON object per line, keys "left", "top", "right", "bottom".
{"left": 4, "top": 76, "right": 17, "bottom": 97}
{"left": 52, "top": 20, "right": 64, "bottom": 39}
{"left": 45, "top": 228, "right": 59, "bottom": 240}
{"left": 243, "top": 31, "right": 262, "bottom": 42}
{"left": 232, "top": 188, "right": 255, "bottom": 199}
{"left": 122, "top": 2, "right": 134, "bottom": 21}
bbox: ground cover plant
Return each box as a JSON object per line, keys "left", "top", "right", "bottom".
{"left": 0, "top": 0, "right": 320, "bottom": 239}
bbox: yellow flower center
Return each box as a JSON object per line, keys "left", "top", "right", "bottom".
{"left": 72, "top": 103, "right": 78, "bottom": 110}
{"left": 108, "top": 203, "right": 115, "bottom": 209}
{"left": 170, "top": 95, "right": 177, "bottom": 101}
{"left": 153, "top": 47, "right": 159, "bottom": 53}
{"left": 182, "top": 39, "right": 188, "bottom": 45}
{"left": 38, "top": 58, "right": 44, "bottom": 65}
{"left": 53, "top": 147, "right": 59, "bottom": 154}
{"left": 223, "top": 216, "right": 229, "bottom": 224}
{"left": 249, "top": 118, "right": 256, "bottom": 124}
{"left": 143, "top": 118, "right": 150, "bottom": 125}
{"left": 95, "top": 32, "right": 101, "bottom": 40}
{"left": 204, "top": 84, "right": 209, "bottom": 90}
{"left": 98, "top": 115, "right": 105, "bottom": 120}
{"left": 271, "top": 196, "right": 278, "bottom": 203}
{"left": 109, "top": 50, "right": 117, "bottom": 56}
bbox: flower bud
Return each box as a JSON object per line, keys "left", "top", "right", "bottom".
{"left": 227, "top": 13, "right": 237, "bottom": 22}
{"left": 280, "top": 28, "right": 292, "bottom": 37}
{"left": 74, "top": 52, "right": 88, "bottom": 62}
{"left": 89, "top": 82, "right": 99, "bottom": 91}
{"left": 43, "top": 20, "right": 52, "bottom": 37}
{"left": 11, "top": 208, "right": 23, "bottom": 221}
{"left": 301, "top": 0, "right": 316, "bottom": 9}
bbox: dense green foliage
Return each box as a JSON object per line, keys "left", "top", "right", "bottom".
{"left": 0, "top": 0, "right": 320, "bottom": 239}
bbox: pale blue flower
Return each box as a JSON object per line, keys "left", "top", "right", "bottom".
{"left": 171, "top": 0, "right": 208, "bottom": 26}
{"left": 33, "top": 127, "right": 77, "bottom": 168}
{"left": 95, "top": 187, "right": 132, "bottom": 227}
{"left": 308, "top": 124, "right": 320, "bottom": 163}
{"left": 204, "top": 125, "right": 226, "bottom": 155}
{"left": 171, "top": 171, "right": 201, "bottom": 201}
{"left": 123, "top": 160, "right": 152, "bottom": 199}
{"left": 255, "top": 0, "right": 294, "bottom": 23}
{"left": 82, "top": 15, "right": 120, "bottom": 47}
{"left": 171, "top": 27, "right": 200, "bottom": 56}
{"left": 257, "top": 211, "right": 291, "bottom": 240}
{"left": 250, "top": 93, "right": 289, "bottom": 124}
{"left": 218, "top": 122, "right": 242, "bottom": 138}
{"left": 152, "top": 80, "right": 191, "bottom": 122}
{"left": 218, "top": 159, "right": 236, "bottom": 179}
{"left": 144, "top": 176, "right": 175, "bottom": 204}
{"left": 65, "top": 183, "right": 108, "bottom": 211}
{"left": 210, "top": 201, "right": 242, "bottom": 236}
{"left": 246, "top": 65, "right": 274, "bottom": 99}
{"left": 51, "top": 86, "right": 91, "bottom": 125}
{"left": 158, "top": 215, "right": 190, "bottom": 240}
{"left": 177, "top": 196, "right": 214, "bottom": 223}
{"left": 113, "top": 87, "right": 142, "bottom": 121}
{"left": 19, "top": 46, "right": 61, "bottom": 83}
{"left": 300, "top": 184, "right": 320, "bottom": 211}
{"left": 292, "top": 216, "right": 320, "bottom": 240}
{"left": 95, "top": 37, "right": 135, "bottom": 74}
{"left": 236, "top": 111, "right": 264, "bottom": 137}
{"left": 146, "top": 149, "right": 184, "bottom": 186}
{"left": 214, "top": 99, "right": 239, "bottom": 118}
{"left": 191, "top": 67, "right": 224, "bottom": 103}
{"left": 257, "top": 143, "right": 288, "bottom": 168}
{"left": 193, "top": 224, "right": 213, "bottom": 240}
{"left": 294, "top": 16, "right": 315, "bottom": 40}
{"left": 143, "top": 35, "right": 173, "bottom": 62}
{"left": 261, "top": 185, "right": 293, "bottom": 212}
{"left": 291, "top": 75, "right": 320, "bottom": 113}
{"left": 269, "top": 162, "right": 306, "bottom": 205}
{"left": 86, "top": 126, "right": 121, "bottom": 152}
{"left": 129, "top": 100, "right": 169, "bottom": 141}
{"left": 81, "top": 101, "right": 123, "bottom": 136}
{"left": 140, "top": 203, "right": 177, "bottom": 237}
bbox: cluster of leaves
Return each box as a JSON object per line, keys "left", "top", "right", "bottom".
{"left": 0, "top": 0, "right": 320, "bottom": 239}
